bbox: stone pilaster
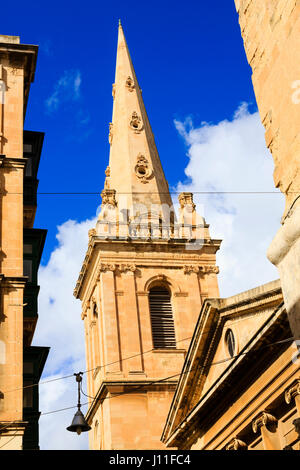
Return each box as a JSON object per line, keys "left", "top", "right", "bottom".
{"left": 99, "top": 267, "right": 122, "bottom": 374}
{"left": 120, "top": 265, "right": 144, "bottom": 374}
{"left": 285, "top": 379, "right": 300, "bottom": 415}
{"left": 252, "top": 411, "right": 280, "bottom": 450}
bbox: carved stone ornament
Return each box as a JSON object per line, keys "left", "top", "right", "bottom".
{"left": 125, "top": 76, "right": 135, "bottom": 92}
{"left": 88, "top": 228, "right": 96, "bottom": 238}
{"left": 134, "top": 154, "right": 152, "bottom": 183}
{"left": 183, "top": 265, "right": 200, "bottom": 274}
{"left": 178, "top": 192, "right": 196, "bottom": 211}
{"left": 200, "top": 265, "right": 219, "bottom": 275}
{"left": 118, "top": 263, "right": 137, "bottom": 273}
{"left": 108, "top": 122, "right": 113, "bottom": 145}
{"left": 285, "top": 379, "right": 300, "bottom": 404}
{"left": 101, "top": 189, "right": 117, "bottom": 207}
{"left": 252, "top": 411, "right": 277, "bottom": 434}
{"left": 112, "top": 83, "right": 116, "bottom": 99}
{"left": 226, "top": 438, "right": 247, "bottom": 451}
{"left": 183, "top": 265, "right": 219, "bottom": 275}
{"left": 98, "top": 263, "right": 116, "bottom": 273}
{"left": 130, "top": 111, "right": 143, "bottom": 133}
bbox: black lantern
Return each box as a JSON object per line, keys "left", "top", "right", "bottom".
{"left": 67, "top": 372, "right": 91, "bottom": 435}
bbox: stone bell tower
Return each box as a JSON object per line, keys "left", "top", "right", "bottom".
{"left": 74, "top": 22, "right": 221, "bottom": 450}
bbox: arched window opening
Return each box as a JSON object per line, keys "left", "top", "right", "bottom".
{"left": 225, "top": 328, "right": 235, "bottom": 358}
{"left": 93, "top": 303, "right": 98, "bottom": 318}
{"left": 149, "top": 286, "right": 176, "bottom": 349}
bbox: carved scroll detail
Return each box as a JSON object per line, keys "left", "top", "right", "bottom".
{"left": 126, "top": 76, "right": 135, "bottom": 92}
{"left": 252, "top": 412, "right": 277, "bottom": 434}
{"left": 130, "top": 111, "right": 143, "bottom": 133}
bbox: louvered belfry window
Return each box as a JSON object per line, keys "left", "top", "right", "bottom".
{"left": 149, "top": 286, "right": 176, "bottom": 349}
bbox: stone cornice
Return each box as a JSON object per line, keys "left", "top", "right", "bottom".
{"left": 0, "top": 275, "right": 27, "bottom": 289}
{"left": 0, "top": 420, "right": 27, "bottom": 435}
{"left": 0, "top": 155, "right": 27, "bottom": 169}
{"left": 218, "top": 281, "right": 282, "bottom": 317}
{"left": 74, "top": 238, "right": 221, "bottom": 299}
{"left": 85, "top": 378, "right": 178, "bottom": 424}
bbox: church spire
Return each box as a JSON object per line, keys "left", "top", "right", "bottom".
{"left": 102, "top": 22, "right": 173, "bottom": 218}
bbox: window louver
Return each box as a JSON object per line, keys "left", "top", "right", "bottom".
{"left": 149, "top": 287, "right": 176, "bottom": 349}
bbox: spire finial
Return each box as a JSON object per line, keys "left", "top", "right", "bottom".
{"left": 118, "top": 19, "right": 122, "bottom": 27}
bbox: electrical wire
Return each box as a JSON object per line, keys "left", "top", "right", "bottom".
{"left": 2, "top": 321, "right": 297, "bottom": 399}
{"left": 5, "top": 318, "right": 261, "bottom": 395}
{"left": 1, "top": 334, "right": 193, "bottom": 395}
{"left": 36, "top": 191, "right": 291, "bottom": 195}
{"left": 31, "top": 335, "right": 295, "bottom": 418}
{"left": 2, "top": 372, "right": 79, "bottom": 394}
{"left": 80, "top": 336, "right": 295, "bottom": 403}
{"left": 1, "top": 190, "right": 298, "bottom": 195}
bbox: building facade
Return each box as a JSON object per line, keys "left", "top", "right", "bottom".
{"left": 74, "top": 23, "right": 221, "bottom": 450}
{"left": 0, "top": 35, "right": 48, "bottom": 450}
{"left": 162, "top": 280, "right": 300, "bottom": 450}
{"left": 161, "top": 3, "right": 300, "bottom": 450}
{"left": 234, "top": 0, "right": 300, "bottom": 341}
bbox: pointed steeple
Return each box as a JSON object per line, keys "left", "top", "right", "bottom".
{"left": 103, "top": 22, "right": 173, "bottom": 219}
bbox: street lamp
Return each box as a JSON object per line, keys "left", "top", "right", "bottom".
{"left": 67, "top": 372, "right": 91, "bottom": 435}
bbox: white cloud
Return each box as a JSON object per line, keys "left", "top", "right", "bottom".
{"left": 174, "top": 103, "right": 285, "bottom": 297}
{"left": 33, "top": 215, "right": 96, "bottom": 449}
{"left": 45, "top": 70, "right": 82, "bottom": 112}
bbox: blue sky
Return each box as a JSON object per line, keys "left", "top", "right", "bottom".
{"left": 4, "top": 0, "right": 256, "bottom": 263}
{"left": 3, "top": 0, "right": 286, "bottom": 450}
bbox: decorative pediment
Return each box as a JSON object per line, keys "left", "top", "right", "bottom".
{"left": 162, "top": 281, "right": 284, "bottom": 447}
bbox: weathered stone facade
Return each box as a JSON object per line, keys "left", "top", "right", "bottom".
{"left": 0, "top": 35, "right": 33, "bottom": 450}
{"left": 74, "top": 24, "right": 221, "bottom": 450}
{"left": 162, "top": 280, "right": 300, "bottom": 450}
{"left": 234, "top": 0, "right": 300, "bottom": 340}
{"left": 0, "top": 36, "right": 48, "bottom": 450}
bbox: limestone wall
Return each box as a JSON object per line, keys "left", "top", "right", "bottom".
{"left": 234, "top": 0, "right": 300, "bottom": 215}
